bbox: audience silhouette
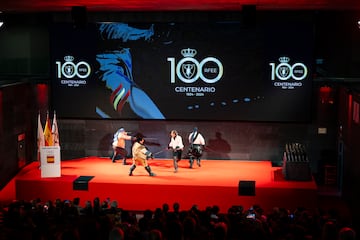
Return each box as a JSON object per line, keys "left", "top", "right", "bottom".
{"left": 0, "top": 196, "right": 356, "bottom": 240}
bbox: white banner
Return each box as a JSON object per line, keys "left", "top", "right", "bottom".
{"left": 40, "top": 146, "right": 61, "bottom": 178}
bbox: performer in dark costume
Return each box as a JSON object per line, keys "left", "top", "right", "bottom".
{"left": 168, "top": 130, "right": 184, "bottom": 173}
{"left": 129, "top": 135, "right": 156, "bottom": 176}
{"left": 188, "top": 127, "right": 205, "bottom": 168}
{"left": 111, "top": 128, "right": 133, "bottom": 165}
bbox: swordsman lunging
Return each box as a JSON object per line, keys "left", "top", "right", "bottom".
{"left": 129, "top": 134, "right": 156, "bottom": 176}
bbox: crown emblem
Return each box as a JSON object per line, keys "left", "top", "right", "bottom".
{"left": 64, "top": 55, "right": 75, "bottom": 62}
{"left": 279, "top": 56, "right": 290, "bottom": 63}
{"left": 181, "top": 48, "right": 197, "bottom": 57}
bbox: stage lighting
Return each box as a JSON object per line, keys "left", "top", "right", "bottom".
{"left": 0, "top": 11, "right": 3, "bottom": 28}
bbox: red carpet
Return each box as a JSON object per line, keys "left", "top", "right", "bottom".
{"left": 2, "top": 157, "right": 318, "bottom": 213}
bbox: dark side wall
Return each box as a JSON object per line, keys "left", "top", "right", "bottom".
{"left": 0, "top": 81, "right": 37, "bottom": 189}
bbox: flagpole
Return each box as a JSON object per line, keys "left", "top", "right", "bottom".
{"left": 52, "top": 110, "right": 60, "bottom": 146}
{"left": 44, "top": 110, "right": 53, "bottom": 146}
{"left": 37, "top": 111, "right": 45, "bottom": 169}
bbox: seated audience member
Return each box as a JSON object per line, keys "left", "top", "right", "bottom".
{"left": 338, "top": 227, "right": 356, "bottom": 240}
{"left": 108, "top": 226, "right": 124, "bottom": 240}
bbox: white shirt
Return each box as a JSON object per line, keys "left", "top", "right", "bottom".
{"left": 188, "top": 131, "right": 205, "bottom": 145}
{"left": 169, "top": 135, "right": 184, "bottom": 150}
{"left": 113, "top": 131, "right": 132, "bottom": 148}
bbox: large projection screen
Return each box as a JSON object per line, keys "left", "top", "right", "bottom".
{"left": 50, "top": 20, "right": 313, "bottom": 122}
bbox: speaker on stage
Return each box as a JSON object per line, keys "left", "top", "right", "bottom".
{"left": 238, "top": 180, "right": 255, "bottom": 196}
{"left": 73, "top": 176, "right": 94, "bottom": 190}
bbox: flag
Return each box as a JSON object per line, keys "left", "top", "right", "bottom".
{"left": 37, "top": 112, "right": 45, "bottom": 161}
{"left": 44, "top": 111, "right": 53, "bottom": 146}
{"left": 52, "top": 111, "right": 60, "bottom": 146}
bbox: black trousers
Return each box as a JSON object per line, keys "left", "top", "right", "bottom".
{"left": 112, "top": 147, "right": 127, "bottom": 161}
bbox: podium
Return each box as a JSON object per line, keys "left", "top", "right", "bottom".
{"left": 40, "top": 146, "right": 61, "bottom": 178}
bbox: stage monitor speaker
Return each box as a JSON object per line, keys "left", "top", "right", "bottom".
{"left": 73, "top": 176, "right": 94, "bottom": 190}
{"left": 238, "top": 180, "right": 255, "bottom": 196}
{"left": 71, "top": 6, "right": 87, "bottom": 28}
{"left": 242, "top": 5, "right": 256, "bottom": 27}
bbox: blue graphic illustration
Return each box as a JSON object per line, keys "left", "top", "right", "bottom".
{"left": 96, "top": 23, "right": 165, "bottom": 119}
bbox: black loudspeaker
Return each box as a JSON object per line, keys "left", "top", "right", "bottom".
{"left": 71, "top": 6, "right": 87, "bottom": 28}
{"left": 73, "top": 176, "right": 94, "bottom": 190}
{"left": 242, "top": 5, "right": 256, "bottom": 27}
{"left": 238, "top": 180, "right": 256, "bottom": 196}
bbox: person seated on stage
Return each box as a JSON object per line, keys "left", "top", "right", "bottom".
{"left": 111, "top": 127, "right": 134, "bottom": 165}
{"left": 188, "top": 127, "right": 205, "bottom": 168}
{"left": 129, "top": 134, "right": 156, "bottom": 176}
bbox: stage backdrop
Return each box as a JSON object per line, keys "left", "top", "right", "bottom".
{"left": 57, "top": 118, "right": 320, "bottom": 170}
{"left": 50, "top": 19, "right": 313, "bottom": 122}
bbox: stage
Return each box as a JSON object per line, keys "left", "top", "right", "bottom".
{"left": 7, "top": 157, "right": 318, "bottom": 213}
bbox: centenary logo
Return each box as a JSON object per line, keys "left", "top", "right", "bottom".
{"left": 55, "top": 55, "right": 91, "bottom": 79}
{"left": 167, "top": 48, "right": 223, "bottom": 84}
{"left": 269, "top": 56, "right": 308, "bottom": 81}
{"left": 269, "top": 56, "right": 308, "bottom": 90}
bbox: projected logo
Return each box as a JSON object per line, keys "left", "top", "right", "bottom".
{"left": 269, "top": 56, "right": 308, "bottom": 90}
{"left": 55, "top": 55, "right": 91, "bottom": 87}
{"left": 167, "top": 48, "right": 223, "bottom": 96}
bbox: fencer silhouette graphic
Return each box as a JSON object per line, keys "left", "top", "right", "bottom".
{"left": 96, "top": 23, "right": 165, "bottom": 119}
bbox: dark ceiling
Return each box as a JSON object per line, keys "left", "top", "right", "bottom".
{"left": 0, "top": 0, "right": 360, "bottom": 13}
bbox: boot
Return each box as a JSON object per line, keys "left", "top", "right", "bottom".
{"left": 122, "top": 158, "right": 127, "bottom": 165}
{"left": 145, "top": 166, "right": 156, "bottom": 176}
{"left": 197, "top": 159, "right": 201, "bottom": 167}
{"left": 173, "top": 157, "right": 178, "bottom": 173}
{"left": 129, "top": 165, "right": 136, "bottom": 176}
{"left": 189, "top": 158, "right": 194, "bottom": 168}
{"left": 111, "top": 153, "right": 116, "bottom": 163}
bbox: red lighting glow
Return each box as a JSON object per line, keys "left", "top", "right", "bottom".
{"left": 319, "top": 86, "right": 334, "bottom": 104}
{"left": 36, "top": 83, "right": 48, "bottom": 110}
{"left": 0, "top": 0, "right": 360, "bottom": 12}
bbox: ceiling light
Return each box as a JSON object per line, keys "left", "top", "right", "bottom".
{"left": 0, "top": 11, "right": 3, "bottom": 28}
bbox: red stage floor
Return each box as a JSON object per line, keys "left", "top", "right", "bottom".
{"left": 3, "top": 157, "right": 318, "bottom": 213}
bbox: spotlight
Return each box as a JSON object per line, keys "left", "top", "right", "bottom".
{"left": 0, "top": 11, "right": 4, "bottom": 28}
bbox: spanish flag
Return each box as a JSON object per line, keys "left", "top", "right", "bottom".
{"left": 44, "top": 112, "right": 53, "bottom": 146}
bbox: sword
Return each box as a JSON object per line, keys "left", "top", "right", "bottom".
{"left": 143, "top": 137, "right": 158, "bottom": 140}
{"left": 153, "top": 148, "right": 170, "bottom": 156}
{"left": 203, "top": 146, "right": 217, "bottom": 153}
{"left": 143, "top": 137, "right": 160, "bottom": 146}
